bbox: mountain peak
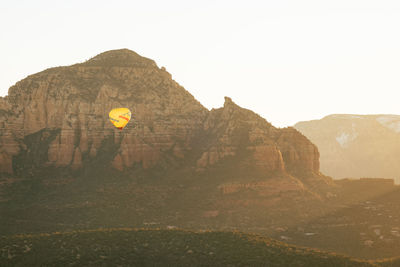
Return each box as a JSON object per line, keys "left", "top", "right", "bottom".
{"left": 83, "top": 49, "right": 156, "bottom": 67}
{"left": 224, "top": 96, "right": 233, "bottom": 104}
{"left": 223, "top": 96, "right": 238, "bottom": 109}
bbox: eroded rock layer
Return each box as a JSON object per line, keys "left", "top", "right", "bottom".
{"left": 0, "top": 49, "right": 330, "bottom": 193}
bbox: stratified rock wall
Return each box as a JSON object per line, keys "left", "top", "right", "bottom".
{"left": 0, "top": 49, "right": 207, "bottom": 174}
{"left": 0, "top": 49, "right": 328, "bottom": 192}
{"left": 197, "top": 97, "right": 321, "bottom": 178}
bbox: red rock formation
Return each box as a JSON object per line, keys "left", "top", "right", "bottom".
{"left": 197, "top": 97, "right": 284, "bottom": 172}
{"left": 0, "top": 49, "right": 331, "bottom": 194}
{"left": 0, "top": 49, "right": 207, "bottom": 174}
{"left": 196, "top": 97, "right": 321, "bottom": 178}
{"left": 276, "top": 127, "right": 320, "bottom": 174}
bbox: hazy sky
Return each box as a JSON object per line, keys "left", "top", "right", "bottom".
{"left": 1, "top": 0, "right": 399, "bottom": 127}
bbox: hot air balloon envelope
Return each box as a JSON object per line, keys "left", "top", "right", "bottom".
{"left": 109, "top": 108, "right": 131, "bottom": 130}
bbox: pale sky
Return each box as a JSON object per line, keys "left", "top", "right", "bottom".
{"left": 1, "top": 0, "right": 399, "bottom": 127}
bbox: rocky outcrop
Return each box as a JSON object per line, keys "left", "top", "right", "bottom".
{"left": 276, "top": 127, "right": 320, "bottom": 174}
{"left": 0, "top": 49, "right": 331, "bottom": 194}
{"left": 197, "top": 97, "right": 285, "bottom": 172}
{"left": 196, "top": 97, "right": 321, "bottom": 181}
{"left": 0, "top": 49, "right": 207, "bottom": 175}
{"left": 0, "top": 96, "right": 21, "bottom": 174}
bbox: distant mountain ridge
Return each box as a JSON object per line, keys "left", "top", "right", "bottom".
{"left": 295, "top": 114, "right": 400, "bottom": 180}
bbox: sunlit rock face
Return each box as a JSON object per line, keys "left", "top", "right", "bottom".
{"left": 295, "top": 114, "right": 400, "bottom": 180}
{"left": 0, "top": 49, "right": 207, "bottom": 175}
{"left": 0, "top": 49, "right": 330, "bottom": 194}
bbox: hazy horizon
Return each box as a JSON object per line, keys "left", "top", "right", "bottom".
{"left": 1, "top": 0, "right": 399, "bottom": 127}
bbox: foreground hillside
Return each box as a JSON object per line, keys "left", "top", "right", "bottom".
{"left": 0, "top": 229, "right": 376, "bottom": 267}
{"left": 271, "top": 183, "right": 400, "bottom": 260}
{"left": 295, "top": 114, "right": 400, "bottom": 181}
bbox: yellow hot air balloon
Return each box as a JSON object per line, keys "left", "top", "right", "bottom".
{"left": 109, "top": 108, "right": 132, "bottom": 130}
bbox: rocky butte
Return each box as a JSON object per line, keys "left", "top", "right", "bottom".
{"left": 0, "top": 49, "right": 336, "bottom": 234}
{"left": 0, "top": 49, "right": 331, "bottom": 185}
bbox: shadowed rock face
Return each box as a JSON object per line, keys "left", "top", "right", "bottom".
{"left": 197, "top": 97, "right": 321, "bottom": 179}
{"left": 197, "top": 97, "right": 285, "bottom": 173}
{"left": 0, "top": 49, "right": 330, "bottom": 192}
{"left": 295, "top": 114, "right": 400, "bottom": 181}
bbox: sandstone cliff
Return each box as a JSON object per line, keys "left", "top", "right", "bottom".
{"left": 196, "top": 96, "right": 330, "bottom": 190}
{"left": 0, "top": 49, "right": 331, "bottom": 193}
{"left": 0, "top": 49, "right": 207, "bottom": 176}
